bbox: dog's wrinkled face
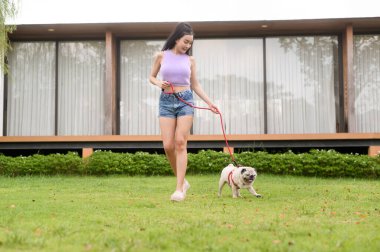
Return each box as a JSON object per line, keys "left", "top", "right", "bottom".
{"left": 241, "top": 167, "right": 257, "bottom": 184}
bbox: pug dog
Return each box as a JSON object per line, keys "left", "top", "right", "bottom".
{"left": 218, "top": 164, "right": 262, "bottom": 198}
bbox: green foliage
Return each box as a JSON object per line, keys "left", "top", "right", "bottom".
{"left": 237, "top": 149, "right": 380, "bottom": 179}
{"left": 187, "top": 149, "right": 231, "bottom": 174}
{"left": 0, "top": 152, "right": 83, "bottom": 176}
{"left": 0, "top": 149, "right": 379, "bottom": 178}
{"left": 1, "top": 0, "right": 17, "bottom": 73}
{"left": 85, "top": 151, "right": 172, "bottom": 176}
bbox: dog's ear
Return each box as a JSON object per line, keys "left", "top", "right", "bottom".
{"left": 241, "top": 168, "right": 246, "bottom": 174}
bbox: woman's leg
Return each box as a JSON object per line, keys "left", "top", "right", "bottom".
{"left": 174, "top": 115, "right": 193, "bottom": 191}
{"left": 159, "top": 117, "right": 177, "bottom": 175}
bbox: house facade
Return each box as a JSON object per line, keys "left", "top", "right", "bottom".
{"left": 1, "top": 18, "right": 380, "bottom": 155}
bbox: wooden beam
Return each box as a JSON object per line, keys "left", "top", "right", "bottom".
{"left": 105, "top": 31, "right": 117, "bottom": 134}
{"left": 342, "top": 24, "right": 354, "bottom": 132}
{"left": 9, "top": 18, "right": 380, "bottom": 40}
{"left": 1, "top": 133, "right": 380, "bottom": 143}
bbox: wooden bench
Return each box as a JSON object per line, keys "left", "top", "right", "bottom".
{"left": 0, "top": 133, "right": 379, "bottom": 158}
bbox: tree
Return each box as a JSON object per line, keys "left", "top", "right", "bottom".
{"left": 1, "top": 0, "right": 17, "bottom": 73}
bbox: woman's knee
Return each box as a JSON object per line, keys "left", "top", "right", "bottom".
{"left": 163, "top": 141, "right": 175, "bottom": 153}
{"left": 175, "top": 138, "right": 187, "bottom": 151}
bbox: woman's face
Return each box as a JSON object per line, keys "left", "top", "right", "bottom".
{"left": 175, "top": 34, "right": 193, "bottom": 54}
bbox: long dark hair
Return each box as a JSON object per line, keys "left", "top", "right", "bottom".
{"left": 162, "top": 22, "right": 194, "bottom": 55}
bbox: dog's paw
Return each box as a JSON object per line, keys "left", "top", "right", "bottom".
{"left": 255, "top": 194, "right": 262, "bottom": 198}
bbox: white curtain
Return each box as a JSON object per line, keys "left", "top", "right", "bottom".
{"left": 120, "top": 40, "right": 164, "bottom": 135}
{"left": 352, "top": 35, "right": 380, "bottom": 133}
{"left": 192, "top": 39, "right": 265, "bottom": 134}
{"left": 266, "top": 37, "right": 337, "bottom": 134}
{"left": 7, "top": 42, "right": 56, "bottom": 136}
{"left": 58, "top": 41, "right": 106, "bottom": 135}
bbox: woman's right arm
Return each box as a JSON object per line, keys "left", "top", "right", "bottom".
{"left": 149, "top": 52, "right": 169, "bottom": 89}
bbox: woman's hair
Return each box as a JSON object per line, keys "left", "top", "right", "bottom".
{"left": 162, "top": 22, "right": 194, "bottom": 55}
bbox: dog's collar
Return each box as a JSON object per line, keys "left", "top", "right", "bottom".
{"left": 228, "top": 171, "right": 239, "bottom": 189}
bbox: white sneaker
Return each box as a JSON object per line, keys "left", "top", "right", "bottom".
{"left": 170, "top": 190, "right": 185, "bottom": 202}
{"left": 183, "top": 179, "right": 190, "bottom": 196}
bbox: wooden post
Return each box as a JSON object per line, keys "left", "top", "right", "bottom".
{"left": 82, "top": 148, "right": 94, "bottom": 159}
{"left": 368, "top": 146, "right": 380, "bottom": 157}
{"left": 342, "top": 24, "right": 354, "bottom": 132}
{"left": 224, "top": 147, "right": 234, "bottom": 155}
{"left": 105, "top": 31, "right": 117, "bottom": 135}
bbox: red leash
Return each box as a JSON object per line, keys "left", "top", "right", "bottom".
{"left": 163, "top": 82, "right": 239, "bottom": 166}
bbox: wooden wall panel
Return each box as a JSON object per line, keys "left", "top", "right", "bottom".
{"left": 105, "top": 32, "right": 117, "bottom": 134}
{"left": 342, "top": 24, "right": 354, "bottom": 132}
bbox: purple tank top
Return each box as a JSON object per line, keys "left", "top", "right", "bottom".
{"left": 160, "top": 50, "right": 191, "bottom": 86}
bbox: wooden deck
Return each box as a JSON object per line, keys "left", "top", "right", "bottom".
{"left": 1, "top": 133, "right": 380, "bottom": 142}
{"left": 1, "top": 133, "right": 380, "bottom": 157}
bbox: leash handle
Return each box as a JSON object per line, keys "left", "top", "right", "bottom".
{"left": 163, "top": 82, "right": 238, "bottom": 165}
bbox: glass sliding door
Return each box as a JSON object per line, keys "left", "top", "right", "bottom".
{"left": 266, "top": 36, "right": 338, "bottom": 134}
{"left": 58, "top": 41, "right": 106, "bottom": 135}
{"left": 7, "top": 42, "right": 56, "bottom": 136}
{"left": 192, "top": 39, "right": 265, "bottom": 134}
{"left": 120, "top": 40, "right": 164, "bottom": 135}
{"left": 352, "top": 35, "right": 380, "bottom": 133}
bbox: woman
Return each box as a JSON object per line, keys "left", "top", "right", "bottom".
{"left": 149, "top": 22, "right": 218, "bottom": 201}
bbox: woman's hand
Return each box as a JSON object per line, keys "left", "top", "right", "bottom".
{"left": 208, "top": 104, "right": 219, "bottom": 114}
{"left": 159, "top": 81, "right": 171, "bottom": 89}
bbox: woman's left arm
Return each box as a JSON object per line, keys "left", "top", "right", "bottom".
{"left": 190, "top": 57, "right": 219, "bottom": 113}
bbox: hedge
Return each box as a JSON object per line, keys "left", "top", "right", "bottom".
{"left": 0, "top": 152, "right": 84, "bottom": 176}
{"left": 0, "top": 150, "right": 379, "bottom": 178}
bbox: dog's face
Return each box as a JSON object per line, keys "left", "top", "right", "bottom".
{"left": 240, "top": 167, "right": 257, "bottom": 184}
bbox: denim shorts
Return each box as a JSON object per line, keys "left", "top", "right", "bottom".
{"left": 159, "top": 89, "right": 194, "bottom": 118}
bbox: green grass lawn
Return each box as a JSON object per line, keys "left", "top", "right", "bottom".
{"left": 0, "top": 174, "right": 379, "bottom": 252}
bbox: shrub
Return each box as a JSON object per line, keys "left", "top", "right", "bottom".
{"left": 0, "top": 152, "right": 83, "bottom": 176}
{"left": 188, "top": 150, "right": 231, "bottom": 174}
{"left": 0, "top": 149, "right": 379, "bottom": 178}
{"left": 85, "top": 151, "right": 172, "bottom": 176}
{"left": 236, "top": 149, "right": 380, "bottom": 179}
